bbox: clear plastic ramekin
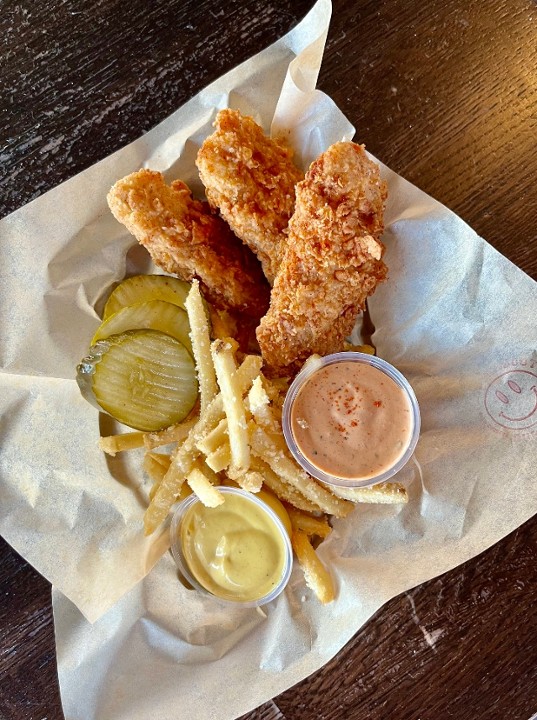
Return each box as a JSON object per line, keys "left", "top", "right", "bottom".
{"left": 282, "top": 352, "right": 421, "bottom": 489}
{"left": 170, "top": 486, "right": 293, "bottom": 607}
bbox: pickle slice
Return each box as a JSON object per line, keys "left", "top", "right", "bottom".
{"left": 76, "top": 330, "right": 198, "bottom": 431}
{"left": 103, "top": 275, "right": 190, "bottom": 320}
{"left": 91, "top": 300, "right": 192, "bottom": 354}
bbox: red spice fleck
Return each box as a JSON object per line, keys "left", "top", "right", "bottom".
{"left": 373, "top": 400, "right": 382, "bottom": 408}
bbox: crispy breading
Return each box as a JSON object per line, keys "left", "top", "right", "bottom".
{"left": 196, "top": 109, "right": 303, "bottom": 283}
{"left": 256, "top": 142, "right": 388, "bottom": 372}
{"left": 107, "top": 169, "right": 270, "bottom": 319}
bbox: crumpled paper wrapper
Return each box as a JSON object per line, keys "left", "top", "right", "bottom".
{"left": 1, "top": 0, "right": 536, "bottom": 718}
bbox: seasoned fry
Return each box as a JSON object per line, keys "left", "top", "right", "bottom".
{"left": 99, "top": 432, "right": 145, "bottom": 455}
{"left": 143, "top": 418, "right": 197, "bottom": 450}
{"left": 287, "top": 507, "right": 332, "bottom": 539}
{"left": 144, "top": 354, "right": 263, "bottom": 534}
{"left": 144, "top": 438, "right": 199, "bottom": 534}
{"left": 197, "top": 462, "right": 221, "bottom": 486}
{"left": 328, "top": 482, "right": 409, "bottom": 504}
{"left": 247, "top": 376, "right": 276, "bottom": 432}
{"left": 185, "top": 280, "right": 218, "bottom": 414}
{"left": 343, "top": 342, "right": 375, "bottom": 355}
{"left": 209, "top": 307, "right": 238, "bottom": 340}
{"left": 261, "top": 375, "right": 290, "bottom": 408}
{"left": 211, "top": 339, "right": 250, "bottom": 475}
{"left": 249, "top": 423, "right": 353, "bottom": 518}
{"left": 205, "top": 442, "right": 232, "bottom": 473}
{"left": 144, "top": 452, "right": 172, "bottom": 501}
{"left": 228, "top": 470, "right": 263, "bottom": 493}
{"left": 196, "top": 418, "right": 228, "bottom": 456}
{"left": 250, "top": 457, "right": 324, "bottom": 514}
{"left": 144, "top": 453, "right": 192, "bottom": 504}
{"left": 292, "top": 530, "right": 335, "bottom": 604}
{"left": 194, "top": 354, "right": 262, "bottom": 447}
{"left": 187, "top": 466, "right": 225, "bottom": 507}
{"left": 144, "top": 451, "right": 172, "bottom": 477}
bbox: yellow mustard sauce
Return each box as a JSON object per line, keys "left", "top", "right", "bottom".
{"left": 179, "top": 493, "right": 288, "bottom": 603}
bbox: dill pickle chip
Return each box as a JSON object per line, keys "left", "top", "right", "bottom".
{"left": 103, "top": 275, "right": 190, "bottom": 320}
{"left": 92, "top": 300, "right": 192, "bottom": 354}
{"left": 76, "top": 330, "right": 198, "bottom": 431}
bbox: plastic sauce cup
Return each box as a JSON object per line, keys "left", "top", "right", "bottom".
{"left": 170, "top": 486, "right": 293, "bottom": 607}
{"left": 282, "top": 352, "right": 421, "bottom": 489}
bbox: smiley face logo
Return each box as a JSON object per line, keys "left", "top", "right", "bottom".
{"left": 484, "top": 370, "right": 537, "bottom": 430}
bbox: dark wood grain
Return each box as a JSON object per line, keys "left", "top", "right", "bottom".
{"left": 263, "top": 519, "right": 537, "bottom": 720}
{"left": 1, "top": 0, "right": 536, "bottom": 719}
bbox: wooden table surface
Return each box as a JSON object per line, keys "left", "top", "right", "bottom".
{"left": 1, "top": 1, "right": 536, "bottom": 718}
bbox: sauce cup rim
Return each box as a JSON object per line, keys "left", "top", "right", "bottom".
{"left": 170, "top": 486, "right": 293, "bottom": 607}
{"left": 282, "top": 351, "right": 421, "bottom": 489}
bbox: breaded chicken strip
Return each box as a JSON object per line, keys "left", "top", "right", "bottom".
{"left": 256, "top": 142, "right": 388, "bottom": 372}
{"left": 196, "top": 109, "right": 303, "bottom": 283}
{"left": 107, "top": 169, "right": 270, "bottom": 319}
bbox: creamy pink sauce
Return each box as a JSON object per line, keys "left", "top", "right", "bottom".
{"left": 290, "top": 361, "right": 413, "bottom": 480}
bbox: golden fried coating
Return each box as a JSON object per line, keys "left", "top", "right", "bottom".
{"left": 256, "top": 142, "right": 388, "bottom": 373}
{"left": 196, "top": 109, "right": 303, "bottom": 283}
{"left": 107, "top": 170, "right": 270, "bottom": 319}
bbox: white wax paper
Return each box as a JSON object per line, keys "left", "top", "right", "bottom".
{"left": 1, "top": 1, "right": 536, "bottom": 718}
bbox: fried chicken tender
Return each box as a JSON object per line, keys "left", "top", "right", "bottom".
{"left": 196, "top": 109, "right": 303, "bottom": 283}
{"left": 256, "top": 142, "right": 388, "bottom": 372}
{"left": 107, "top": 169, "right": 270, "bottom": 319}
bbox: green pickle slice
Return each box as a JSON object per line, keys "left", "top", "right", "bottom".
{"left": 91, "top": 300, "right": 192, "bottom": 354}
{"left": 103, "top": 275, "right": 190, "bottom": 320}
{"left": 77, "top": 330, "right": 198, "bottom": 431}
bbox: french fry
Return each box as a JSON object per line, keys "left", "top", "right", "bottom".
{"left": 228, "top": 469, "right": 263, "bottom": 493}
{"left": 250, "top": 457, "right": 324, "bottom": 514}
{"left": 344, "top": 342, "right": 375, "bottom": 355}
{"left": 144, "top": 451, "right": 171, "bottom": 479}
{"left": 247, "top": 376, "right": 278, "bottom": 432}
{"left": 100, "top": 417, "right": 198, "bottom": 456}
{"left": 144, "top": 354, "right": 263, "bottom": 534}
{"left": 144, "top": 453, "right": 170, "bottom": 501}
{"left": 249, "top": 422, "right": 354, "bottom": 518}
{"left": 99, "top": 432, "right": 145, "bottom": 455}
{"left": 143, "top": 417, "right": 197, "bottom": 450}
{"left": 197, "top": 461, "right": 220, "bottom": 486}
{"left": 329, "top": 482, "right": 409, "bottom": 504}
{"left": 262, "top": 375, "right": 290, "bottom": 411}
{"left": 187, "top": 465, "right": 225, "bottom": 507}
{"left": 232, "top": 354, "right": 264, "bottom": 395}
{"left": 196, "top": 418, "right": 228, "bottom": 456}
{"left": 287, "top": 507, "right": 332, "bottom": 539}
{"left": 144, "top": 453, "right": 193, "bottom": 504}
{"left": 185, "top": 279, "right": 218, "bottom": 414}
{"left": 208, "top": 307, "right": 238, "bottom": 340}
{"left": 205, "top": 442, "right": 232, "bottom": 473}
{"left": 247, "top": 375, "right": 270, "bottom": 411}
{"left": 195, "top": 354, "right": 262, "bottom": 445}
{"left": 144, "top": 439, "right": 199, "bottom": 534}
{"left": 263, "top": 375, "right": 290, "bottom": 395}
{"left": 292, "top": 530, "right": 335, "bottom": 605}
{"left": 211, "top": 339, "right": 250, "bottom": 475}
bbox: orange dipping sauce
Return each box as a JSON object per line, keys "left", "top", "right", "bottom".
{"left": 283, "top": 353, "right": 420, "bottom": 487}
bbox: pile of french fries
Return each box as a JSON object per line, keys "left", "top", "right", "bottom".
{"left": 99, "top": 281, "right": 408, "bottom": 603}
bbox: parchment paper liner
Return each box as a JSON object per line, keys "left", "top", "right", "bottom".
{"left": 1, "top": 1, "right": 535, "bottom": 718}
